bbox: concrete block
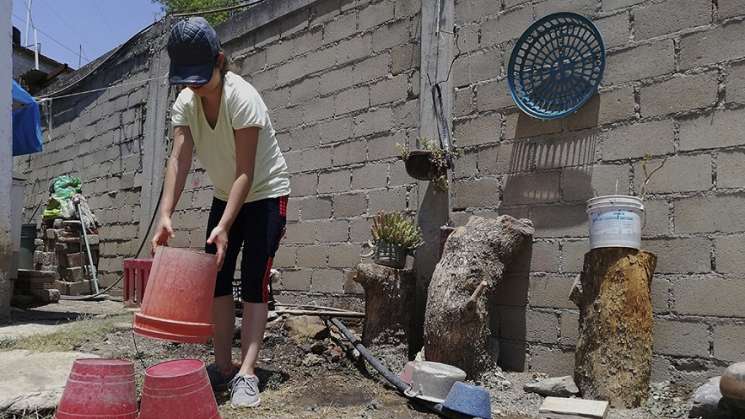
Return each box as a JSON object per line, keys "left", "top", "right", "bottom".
{"left": 713, "top": 324, "right": 745, "bottom": 362}
{"left": 319, "top": 67, "right": 356, "bottom": 96}
{"left": 635, "top": 0, "right": 711, "bottom": 40}
{"left": 567, "top": 87, "right": 635, "bottom": 129}
{"left": 601, "top": 120, "right": 675, "bottom": 160}
{"left": 675, "top": 194, "right": 745, "bottom": 234}
{"left": 323, "top": 12, "right": 357, "bottom": 44}
{"left": 266, "top": 40, "right": 293, "bottom": 66}
{"left": 328, "top": 243, "right": 362, "bottom": 268}
{"left": 290, "top": 125, "right": 321, "bottom": 151}
{"left": 673, "top": 278, "right": 745, "bottom": 317}
{"left": 455, "top": 0, "right": 501, "bottom": 24}
{"left": 334, "top": 35, "right": 374, "bottom": 66}
{"left": 319, "top": 117, "right": 354, "bottom": 144}
{"left": 319, "top": 170, "right": 351, "bottom": 194}
{"left": 393, "top": 99, "right": 419, "bottom": 129}
{"left": 539, "top": 397, "right": 609, "bottom": 419}
{"left": 314, "top": 220, "right": 349, "bottom": 243}
{"left": 561, "top": 239, "right": 588, "bottom": 274}
{"left": 468, "top": 49, "right": 502, "bottom": 83}
{"left": 475, "top": 78, "right": 515, "bottom": 112}
{"left": 530, "top": 240, "right": 561, "bottom": 272}
{"left": 368, "top": 131, "right": 406, "bottom": 161}
{"left": 529, "top": 345, "right": 575, "bottom": 376}
{"left": 453, "top": 114, "right": 501, "bottom": 147}
{"left": 526, "top": 310, "right": 559, "bottom": 344}
{"left": 716, "top": 235, "right": 745, "bottom": 273}
{"left": 333, "top": 193, "right": 368, "bottom": 218}
{"left": 351, "top": 53, "right": 390, "bottom": 85}
{"left": 333, "top": 140, "right": 367, "bottom": 166}
{"left": 351, "top": 164, "right": 388, "bottom": 190}
{"left": 680, "top": 19, "right": 745, "bottom": 69}
{"left": 368, "top": 187, "right": 407, "bottom": 212}
{"left": 644, "top": 237, "right": 711, "bottom": 273}
{"left": 301, "top": 147, "right": 334, "bottom": 172}
{"left": 289, "top": 78, "right": 320, "bottom": 106}
{"left": 454, "top": 87, "right": 474, "bottom": 117}
{"left": 334, "top": 87, "right": 370, "bottom": 116}
{"left": 296, "top": 245, "right": 329, "bottom": 268}
{"left": 719, "top": 0, "right": 745, "bottom": 19}
{"left": 370, "top": 75, "right": 408, "bottom": 106}
{"left": 305, "top": 46, "right": 338, "bottom": 75}
{"left": 559, "top": 311, "right": 579, "bottom": 346}
{"left": 640, "top": 72, "right": 719, "bottom": 117}
{"left": 653, "top": 319, "right": 710, "bottom": 357}
{"left": 477, "top": 143, "right": 513, "bottom": 176}
{"left": 680, "top": 109, "right": 745, "bottom": 151}
{"left": 641, "top": 198, "right": 669, "bottom": 237}
{"left": 274, "top": 246, "right": 296, "bottom": 268}
{"left": 503, "top": 172, "right": 560, "bottom": 205}
{"left": 718, "top": 150, "right": 745, "bottom": 189}
{"left": 301, "top": 197, "right": 332, "bottom": 220}
{"left": 529, "top": 275, "right": 576, "bottom": 309}
{"left": 358, "top": 0, "right": 395, "bottom": 31}
{"left": 531, "top": 204, "right": 587, "bottom": 238}
{"left": 602, "top": 0, "right": 643, "bottom": 11}
{"left": 534, "top": 0, "right": 597, "bottom": 16}
{"left": 350, "top": 217, "right": 372, "bottom": 242}
{"left": 353, "top": 107, "right": 394, "bottom": 138}
{"left": 391, "top": 43, "right": 417, "bottom": 75}
{"left": 453, "top": 149, "right": 478, "bottom": 179}
{"left": 281, "top": 269, "right": 311, "bottom": 291}
{"left": 594, "top": 12, "right": 630, "bottom": 48}
{"left": 451, "top": 178, "right": 500, "bottom": 209}
{"left": 651, "top": 278, "right": 670, "bottom": 313}
{"left": 285, "top": 222, "right": 316, "bottom": 244}
{"left": 633, "top": 154, "right": 712, "bottom": 194}
{"left": 728, "top": 62, "right": 745, "bottom": 105}
{"left": 290, "top": 173, "right": 318, "bottom": 197}
{"left": 481, "top": 6, "right": 534, "bottom": 46}
{"left": 603, "top": 40, "right": 675, "bottom": 84}
{"left": 503, "top": 112, "right": 562, "bottom": 140}
{"left": 372, "top": 20, "right": 409, "bottom": 52}
{"left": 311, "top": 269, "right": 344, "bottom": 293}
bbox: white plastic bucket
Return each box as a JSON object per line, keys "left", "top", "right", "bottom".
{"left": 587, "top": 195, "right": 644, "bottom": 250}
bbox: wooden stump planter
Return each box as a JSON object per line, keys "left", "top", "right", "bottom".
{"left": 423, "top": 215, "right": 534, "bottom": 379}
{"left": 571, "top": 247, "right": 657, "bottom": 408}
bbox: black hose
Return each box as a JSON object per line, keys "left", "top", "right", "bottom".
{"left": 328, "top": 317, "right": 410, "bottom": 394}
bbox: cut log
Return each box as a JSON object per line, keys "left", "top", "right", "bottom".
{"left": 424, "top": 215, "right": 534, "bottom": 378}
{"left": 353, "top": 263, "right": 415, "bottom": 348}
{"left": 571, "top": 248, "right": 657, "bottom": 408}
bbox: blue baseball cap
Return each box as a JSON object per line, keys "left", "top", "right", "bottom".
{"left": 167, "top": 17, "right": 221, "bottom": 85}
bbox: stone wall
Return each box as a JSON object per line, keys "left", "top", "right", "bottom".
{"left": 450, "top": 0, "right": 745, "bottom": 384}
{"left": 2, "top": 2, "right": 15, "bottom": 323}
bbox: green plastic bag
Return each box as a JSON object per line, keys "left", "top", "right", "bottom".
{"left": 43, "top": 175, "right": 83, "bottom": 220}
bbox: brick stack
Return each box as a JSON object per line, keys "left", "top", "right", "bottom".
{"left": 36, "top": 219, "right": 100, "bottom": 296}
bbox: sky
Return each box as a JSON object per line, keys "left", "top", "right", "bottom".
{"left": 11, "top": 0, "right": 165, "bottom": 69}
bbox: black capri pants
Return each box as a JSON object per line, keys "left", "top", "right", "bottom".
{"left": 205, "top": 195, "right": 287, "bottom": 303}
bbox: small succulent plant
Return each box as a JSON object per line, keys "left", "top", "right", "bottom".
{"left": 370, "top": 211, "right": 424, "bottom": 251}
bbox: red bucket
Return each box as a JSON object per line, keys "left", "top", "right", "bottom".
{"left": 55, "top": 358, "right": 137, "bottom": 419}
{"left": 133, "top": 247, "right": 217, "bottom": 343}
{"left": 138, "top": 359, "right": 220, "bottom": 419}
{"left": 123, "top": 259, "right": 153, "bottom": 308}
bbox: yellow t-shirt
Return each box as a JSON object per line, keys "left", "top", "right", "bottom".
{"left": 171, "top": 71, "right": 290, "bottom": 202}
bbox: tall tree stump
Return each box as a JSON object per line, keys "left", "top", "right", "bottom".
{"left": 354, "top": 263, "right": 415, "bottom": 348}
{"left": 424, "top": 215, "right": 534, "bottom": 379}
{"left": 570, "top": 248, "right": 657, "bottom": 408}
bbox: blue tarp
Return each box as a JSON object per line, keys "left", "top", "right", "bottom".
{"left": 12, "top": 80, "right": 43, "bottom": 156}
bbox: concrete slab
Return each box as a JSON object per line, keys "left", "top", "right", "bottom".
{"left": 0, "top": 349, "right": 97, "bottom": 415}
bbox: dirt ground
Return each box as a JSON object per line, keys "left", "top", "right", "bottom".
{"left": 0, "top": 302, "right": 695, "bottom": 419}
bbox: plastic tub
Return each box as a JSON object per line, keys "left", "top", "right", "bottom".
{"left": 55, "top": 358, "right": 137, "bottom": 419}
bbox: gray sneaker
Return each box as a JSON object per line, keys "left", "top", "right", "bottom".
{"left": 230, "top": 374, "right": 261, "bottom": 408}
{"left": 206, "top": 363, "right": 238, "bottom": 392}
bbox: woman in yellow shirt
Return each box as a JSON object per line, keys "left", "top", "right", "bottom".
{"left": 151, "top": 17, "right": 290, "bottom": 408}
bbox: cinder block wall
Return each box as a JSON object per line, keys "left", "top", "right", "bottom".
{"left": 216, "top": 0, "right": 422, "bottom": 298}
{"left": 14, "top": 22, "right": 167, "bottom": 289}
{"left": 451, "top": 0, "right": 745, "bottom": 384}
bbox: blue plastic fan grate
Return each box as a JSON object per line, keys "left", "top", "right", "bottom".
{"left": 508, "top": 13, "right": 606, "bottom": 120}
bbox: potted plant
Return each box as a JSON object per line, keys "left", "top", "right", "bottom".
{"left": 397, "top": 138, "right": 460, "bottom": 191}
{"left": 368, "top": 211, "right": 423, "bottom": 269}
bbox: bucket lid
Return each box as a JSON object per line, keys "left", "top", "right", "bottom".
{"left": 586, "top": 194, "right": 644, "bottom": 211}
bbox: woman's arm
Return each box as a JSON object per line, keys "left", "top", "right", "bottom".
{"left": 151, "top": 126, "right": 194, "bottom": 251}
{"left": 206, "top": 127, "right": 259, "bottom": 267}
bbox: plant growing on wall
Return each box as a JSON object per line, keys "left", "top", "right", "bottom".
{"left": 368, "top": 211, "right": 423, "bottom": 269}
{"left": 397, "top": 138, "right": 460, "bottom": 192}
{"left": 638, "top": 154, "right": 667, "bottom": 200}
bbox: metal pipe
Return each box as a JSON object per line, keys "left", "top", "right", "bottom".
{"left": 74, "top": 199, "right": 99, "bottom": 294}
{"left": 329, "top": 317, "right": 410, "bottom": 394}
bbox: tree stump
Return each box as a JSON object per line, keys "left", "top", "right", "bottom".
{"left": 354, "top": 263, "right": 415, "bottom": 348}
{"left": 424, "top": 215, "right": 534, "bottom": 379}
{"left": 570, "top": 248, "right": 657, "bottom": 408}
